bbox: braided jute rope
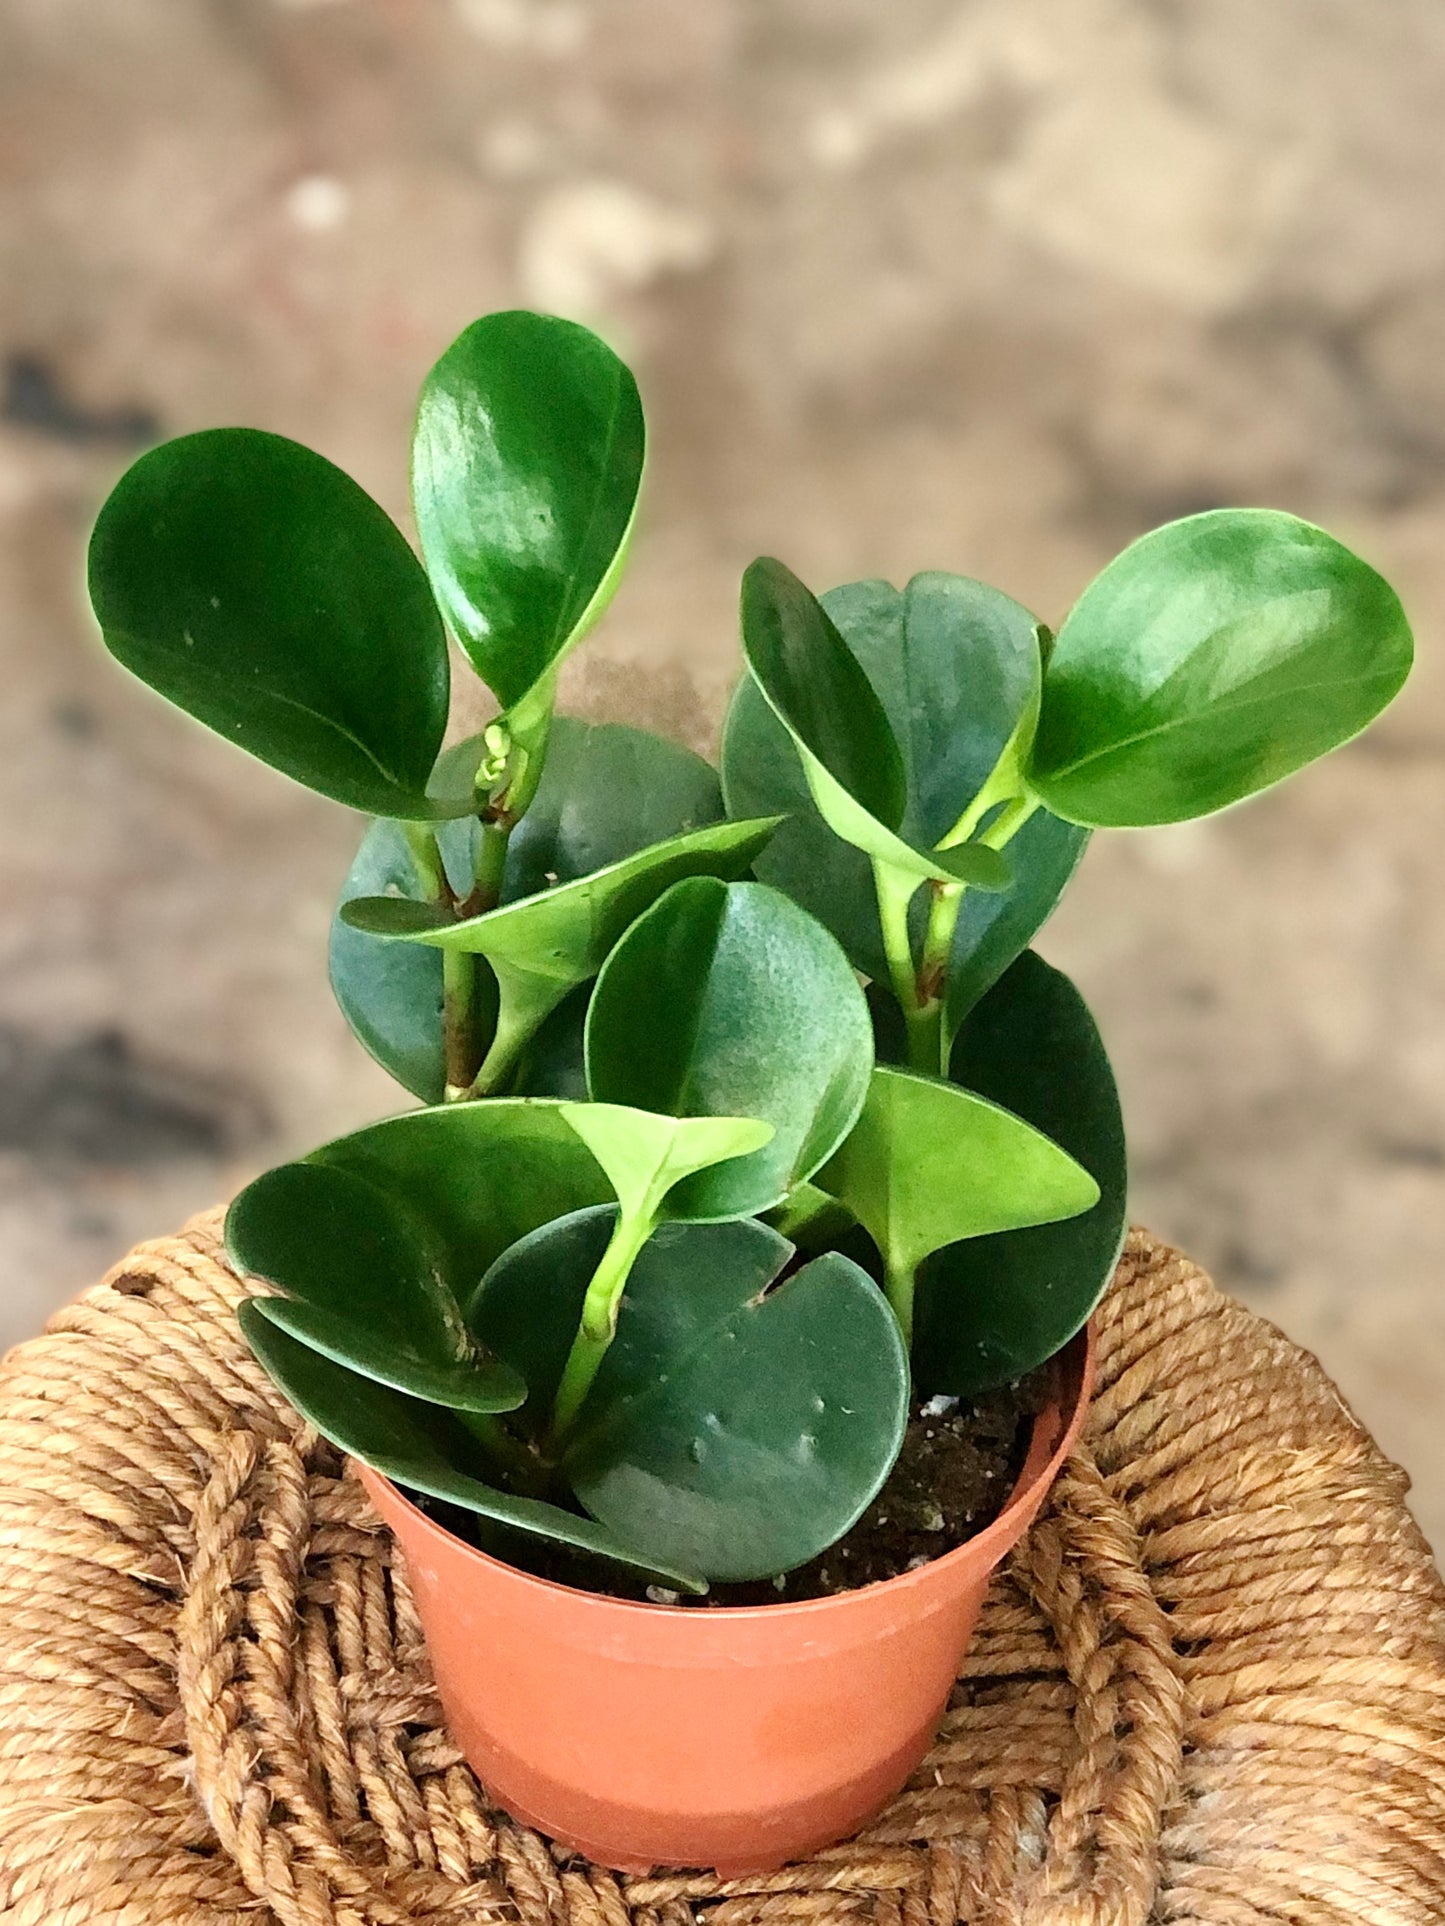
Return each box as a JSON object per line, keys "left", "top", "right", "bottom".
{"left": 0, "top": 1219, "right": 1442, "bottom": 1926}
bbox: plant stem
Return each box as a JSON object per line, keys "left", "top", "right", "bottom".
{"left": 442, "top": 949, "right": 483, "bottom": 1101}
{"left": 464, "top": 988, "right": 542, "bottom": 1098}
{"left": 402, "top": 820, "right": 449, "bottom": 901}
{"left": 883, "top": 1252, "right": 915, "bottom": 1349}
{"left": 550, "top": 1207, "right": 655, "bottom": 1441}
{"left": 979, "top": 793, "right": 1040, "bottom": 851}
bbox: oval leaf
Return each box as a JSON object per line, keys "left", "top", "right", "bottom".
{"left": 725, "top": 573, "right": 1088, "bottom": 997}
{"left": 239, "top": 1304, "right": 704, "bottom": 1593}
{"left": 412, "top": 311, "right": 645, "bottom": 713}
{"left": 738, "top": 560, "right": 1010, "bottom": 891}
{"left": 89, "top": 428, "right": 455, "bottom": 817}
{"left": 227, "top": 1163, "right": 523, "bottom": 1413}
{"left": 1029, "top": 509, "right": 1414, "bottom": 826}
{"left": 586, "top": 877, "right": 874, "bottom": 1218}
{"left": 818, "top": 1064, "right": 1099, "bottom": 1288}
{"left": 563, "top": 1227, "right": 909, "bottom": 1583}
{"left": 307, "top": 1098, "right": 614, "bottom": 1287}
{"left": 913, "top": 952, "right": 1127, "bottom": 1397}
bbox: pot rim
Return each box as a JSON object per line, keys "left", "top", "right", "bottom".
{"left": 358, "top": 1319, "right": 1094, "bottom": 1623}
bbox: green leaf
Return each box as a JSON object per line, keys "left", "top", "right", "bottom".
{"left": 307, "top": 1098, "right": 614, "bottom": 1286}
{"left": 913, "top": 952, "right": 1127, "bottom": 1396}
{"left": 564, "top": 1224, "right": 910, "bottom": 1583}
{"left": 506, "top": 717, "right": 726, "bottom": 889}
{"left": 818, "top": 1064, "right": 1099, "bottom": 1294}
{"left": 238, "top": 1303, "right": 704, "bottom": 1593}
{"left": 329, "top": 719, "right": 726, "bottom": 1102}
{"left": 88, "top": 428, "right": 458, "bottom": 818}
{"left": 725, "top": 573, "right": 1088, "bottom": 995}
{"left": 944, "top": 818, "right": 1088, "bottom": 1035}
{"left": 227, "top": 1163, "right": 523, "bottom": 1414}
{"left": 586, "top": 877, "right": 874, "bottom": 1219}
{"left": 1028, "top": 509, "right": 1414, "bottom": 826}
{"left": 738, "top": 560, "right": 1011, "bottom": 892}
{"left": 412, "top": 311, "right": 645, "bottom": 715}
{"left": 341, "top": 816, "right": 781, "bottom": 1086}
{"left": 558, "top": 1105, "right": 775, "bottom": 1225}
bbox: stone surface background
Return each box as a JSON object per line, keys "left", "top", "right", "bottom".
{"left": 1, "top": 0, "right": 1441, "bottom": 1549}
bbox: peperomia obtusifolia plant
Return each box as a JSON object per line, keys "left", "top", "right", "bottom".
{"left": 88, "top": 311, "right": 1413, "bottom": 1596}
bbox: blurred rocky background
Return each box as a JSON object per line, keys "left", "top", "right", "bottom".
{"left": 1, "top": 0, "right": 1442, "bottom": 1547}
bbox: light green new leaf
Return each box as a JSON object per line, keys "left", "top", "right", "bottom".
{"left": 739, "top": 559, "right": 1011, "bottom": 892}
{"left": 228, "top": 1162, "right": 523, "bottom": 1413}
{"left": 1029, "top": 509, "right": 1413, "bottom": 826}
{"left": 412, "top": 311, "right": 645, "bottom": 718}
{"left": 341, "top": 815, "right": 781, "bottom": 1088}
{"left": 239, "top": 1305, "right": 704, "bottom": 1593}
{"left": 586, "top": 877, "right": 874, "bottom": 1219}
{"left": 559, "top": 1104, "right": 775, "bottom": 1226}
{"left": 89, "top": 428, "right": 462, "bottom": 819}
{"left": 818, "top": 1065, "right": 1098, "bottom": 1338}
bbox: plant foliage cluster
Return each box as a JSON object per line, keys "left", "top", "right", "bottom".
{"left": 90, "top": 312, "right": 1413, "bottom": 1592}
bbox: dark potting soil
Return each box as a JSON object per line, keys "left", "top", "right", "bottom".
{"left": 406, "top": 1368, "right": 1049, "bottom": 1607}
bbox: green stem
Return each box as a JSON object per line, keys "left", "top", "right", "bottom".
{"left": 936, "top": 756, "right": 1019, "bottom": 851}
{"left": 883, "top": 1253, "right": 916, "bottom": 1349}
{"left": 464, "top": 986, "right": 546, "bottom": 1098}
{"left": 550, "top": 1207, "right": 655, "bottom": 1441}
{"left": 979, "top": 793, "right": 1040, "bottom": 851}
{"left": 402, "top": 821, "right": 449, "bottom": 901}
{"left": 874, "top": 859, "right": 952, "bottom": 1073}
{"left": 442, "top": 949, "right": 483, "bottom": 1101}
{"left": 471, "top": 818, "right": 511, "bottom": 911}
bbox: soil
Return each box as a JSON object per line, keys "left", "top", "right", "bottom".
{"left": 409, "top": 1369, "right": 1048, "bottom": 1606}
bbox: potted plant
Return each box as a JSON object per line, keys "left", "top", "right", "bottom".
{"left": 86, "top": 310, "right": 1414, "bottom": 1875}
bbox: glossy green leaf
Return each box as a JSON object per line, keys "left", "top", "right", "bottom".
{"left": 559, "top": 1105, "right": 775, "bottom": 1225}
{"left": 238, "top": 1304, "right": 704, "bottom": 1592}
{"left": 819, "top": 1064, "right": 1099, "bottom": 1294}
{"left": 329, "top": 719, "right": 726, "bottom": 1102}
{"left": 586, "top": 877, "right": 874, "bottom": 1219}
{"left": 738, "top": 560, "right": 1011, "bottom": 892}
{"left": 89, "top": 428, "right": 459, "bottom": 818}
{"left": 505, "top": 717, "right": 726, "bottom": 891}
{"left": 913, "top": 952, "right": 1127, "bottom": 1396}
{"left": 412, "top": 311, "right": 645, "bottom": 715}
{"left": 227, "top": 1163, "right": 523, "bottom": 1413}
{"left": 724, "top": 574, "right": 1088, "bottom": 999}
{"left": 307, "top": 1098, "right": 613, "bottom": 1286}
{"left": 341, "top": 816, "right": 781, "bottom": 1085}
{"left": 1028, "top": 509, "right": 1414, "bottom": 826}
{"left": 564, "top": 1224, "right": 910, "bottom": 1582}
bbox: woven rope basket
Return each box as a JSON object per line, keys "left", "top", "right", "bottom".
{"left": 0, "top": 1217, "right": 1441, "bottom": 1926}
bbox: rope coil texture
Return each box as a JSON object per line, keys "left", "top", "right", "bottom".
{"left": 0, "top": 1215, "right": 1441, "bottom": 1926}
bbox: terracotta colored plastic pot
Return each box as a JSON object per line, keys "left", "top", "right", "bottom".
{"left": 358, "top": 1324, "right": 1092, "bottom": 1876}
